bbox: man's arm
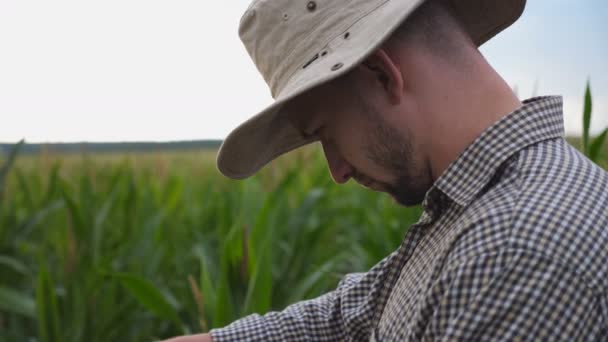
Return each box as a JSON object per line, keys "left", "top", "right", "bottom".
{"left": 209, "top": 250, "right": 398, "bottom": 342}
{"left": 422, "top": 249, "right": 605, "bottom": 340}
{"left": 163, "top": 333, "right": 212, "bottom": 342}
{"left": 166, "top": 250, "right": 398, "bottom": 342}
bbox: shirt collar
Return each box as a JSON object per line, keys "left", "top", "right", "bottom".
{"left": 429, "top": 96, "right": 565, "bottom": 208}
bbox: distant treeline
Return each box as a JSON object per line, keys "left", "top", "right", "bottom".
{"left": 0, "top": 140, "right": 222, "bottom": 155}
{"left": 0, "top": 137, "right": 603, "bottom": 157}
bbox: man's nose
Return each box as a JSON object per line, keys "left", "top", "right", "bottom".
{"left": 321, "top": 140, "right": 353, "bottom": 184}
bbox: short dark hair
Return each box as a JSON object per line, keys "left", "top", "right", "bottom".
{"left": 388, "top": 0, "right": 475, "bottom": 62}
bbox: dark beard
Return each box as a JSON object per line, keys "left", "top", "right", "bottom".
{"left": 359, "top": 99, "right": 430, "bottom": 206}
{"left": 386, "top": 175, "right": 429, "bottom": 206}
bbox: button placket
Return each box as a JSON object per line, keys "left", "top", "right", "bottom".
{"left": 371, "top": 226, "right": 426, "bottom": 338}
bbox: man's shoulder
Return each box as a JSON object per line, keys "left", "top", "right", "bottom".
{"left": 454, "top": 137, "right": 608, "bottom": 292}
{"left": 511, "top": 138, "right": 606, "bottom": 278}
{"left": 470, "top": 137, "right": 608, "bottom": 229}
{"left": 512, "top": 137, "right": 608, "bottom": 226}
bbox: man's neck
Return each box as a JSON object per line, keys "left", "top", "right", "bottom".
{"left": 428, "top": 67, "right": 523, "bottom": 181}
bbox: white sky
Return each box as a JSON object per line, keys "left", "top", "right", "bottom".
{"left": 0, "top": 0, "right": 606, "bottom": 143}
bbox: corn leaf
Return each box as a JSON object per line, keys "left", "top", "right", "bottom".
{"left": 0, "top": 286, "right": 35, "bottom": 318}
{"left": 0, "top": 139, "right": 24, "bottom": 202}
{"left": 112, "top": 273, "right": 181, "bottom": 327}
{"left": 0, "top": 255, "right": 30, "bottom": 276}
{"left": 36, "top": 263, "right": 61, "bottom": 342}
{"left": 582, "top": 81, "right": 592, "bottom": 155}
{"left": 589, "top": 128, "right": 608, "bottom": 163}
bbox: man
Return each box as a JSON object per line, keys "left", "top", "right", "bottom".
{"left": 168, "top": 0, "right": 608, "bottom": 340}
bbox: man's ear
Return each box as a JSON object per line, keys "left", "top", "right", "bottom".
{"left": 359, "top": 48, "right": 404, "bottom": 105}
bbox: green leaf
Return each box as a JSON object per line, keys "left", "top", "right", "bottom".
{"left": 0, "top": 286, "right": 36, "bottom": 317}
{"left": 589, "top": 128, "right": 608, "bottom": 163}
{"left": 15, "top": 168, "right": 35, "bottom": 209}
{"left": 44, "top": 162, "right": 61, "bottom": 203}
{"left": 111, "top": 273, "right": 181, "bottom": 326}
{"left": 213, "top": 256, "right": 234, "bottom": 328}
{"left": 61, "top": 185, "right": 86, "bottom": 233}
{"left": 193, "top": 245, "right": 217, "bottom": 318}
{"left": 92, "top": 193, "right": 114, "bottom": 265}
{"left": 0, "top": 139, "right": 24, "bottom": 202}
{"left": 287, "top": 259, "right": 337, "bottom": 303}
{"left": 0, "top": 255, "right": 30, "bottom": 276}
{"left": 36, "top": 263, "right": 61, "bottom": 342}
{"left": 67, "top": 284, "right": 86, "bottom": 342}
{"left": 582, "top": 81, "right": 592, "bottom": 155}
{"left": 16, "top": 199, "right": 65, "bottom": 241}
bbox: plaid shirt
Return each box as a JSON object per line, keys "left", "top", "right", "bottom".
{"left": 210, "top": 96, "right": 608, "bottom": 341}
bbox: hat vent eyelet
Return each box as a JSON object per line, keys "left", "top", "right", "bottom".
{"left": 344, "top": 32, "right": 350, "bottom": 39}
{"left": 306, "top": 1, "right": 317, "bottom": 12}
{"left": 331, "top": 63, "right": 343, "bottom": 71}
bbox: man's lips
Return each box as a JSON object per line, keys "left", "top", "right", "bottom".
{"left": 353, "top": 172, "right": 389, "bottom": 192}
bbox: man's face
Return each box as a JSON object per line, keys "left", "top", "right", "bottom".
{"left": 286, "top": 72, "right": 432, "bottom": 207}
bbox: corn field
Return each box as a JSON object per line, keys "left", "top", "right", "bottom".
{"left": 0, "top": 147, "right": 424, "bottom": 341}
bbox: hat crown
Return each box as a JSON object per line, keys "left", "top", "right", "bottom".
{"left": 239, "top": 0, "right": 388, "bottom": 98}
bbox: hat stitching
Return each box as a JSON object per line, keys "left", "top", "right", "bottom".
{"left": 302, "top": 53, "right": 320, "bottom": 69}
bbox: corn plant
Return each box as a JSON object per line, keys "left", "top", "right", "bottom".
{"left": 581, "top": 81, "right": 608, "bottom": 163}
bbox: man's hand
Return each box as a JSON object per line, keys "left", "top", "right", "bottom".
{"left": 161, "top": 333, "right": 212, "bottom": 342}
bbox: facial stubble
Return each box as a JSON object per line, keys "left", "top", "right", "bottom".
{"left": 357, "top": 95, "right": 431, "bottom": 206}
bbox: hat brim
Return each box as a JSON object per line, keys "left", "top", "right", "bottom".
{"left": 217, "top": 0, "right": 526, "bottom": 179}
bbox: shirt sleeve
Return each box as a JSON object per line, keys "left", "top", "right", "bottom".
{"left": 209, "top": 251, "right": 397, "bottom": 342}
{"left": 423, "top": 249, "right": 606, "bottom": 341}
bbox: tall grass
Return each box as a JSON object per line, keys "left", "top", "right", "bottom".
{"left": 0, "top": 145, "right": 421, "bottom": 341}
{"left": 581, "top": 81, "right": 608, "bottom": 164}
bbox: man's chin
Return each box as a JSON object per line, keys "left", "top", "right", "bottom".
{"left": 391, "top": 196, "right": 420, "bottom": 207}
{"left": 388, "top": 190, "right": 424, "bottom": 207}
{"left": 362, "top": 180, "right": 425, "bottom": 207}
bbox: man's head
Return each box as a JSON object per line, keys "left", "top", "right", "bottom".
{"left": 217, "top": 0, "right": 526, "bottom": 206}
{"left": 283, "top": 1, "right": 483, "bottom": 206}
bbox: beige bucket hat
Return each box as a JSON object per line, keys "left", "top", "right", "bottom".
{"left": 217, "top": 0, "right": 526, "bottom": 179}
